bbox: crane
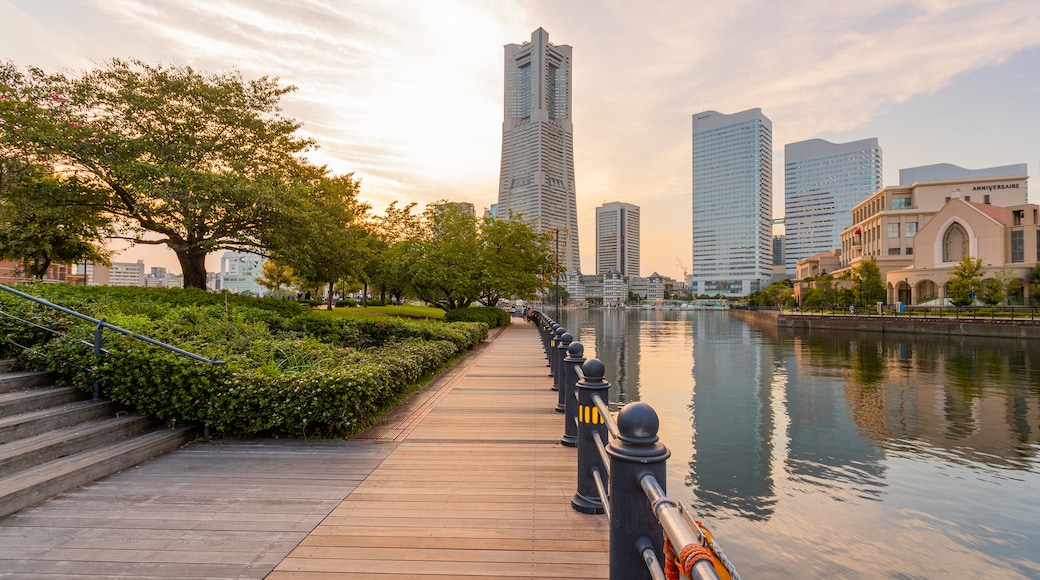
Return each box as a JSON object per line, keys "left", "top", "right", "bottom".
{"left": 675, "top": 257, "right": 689, "bottom": 280}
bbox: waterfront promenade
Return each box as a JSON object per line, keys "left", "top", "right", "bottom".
{"left": 0, "top": 322, "right": 609, "bottom": 579}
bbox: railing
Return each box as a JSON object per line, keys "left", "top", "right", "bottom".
{"left": 787, "top": 303, "right": 1039, "bottom": 321}
{"left": 530, "top": 309, "right": 739, "bottom": 580}
{"left": 0, "top": 283, "right": 224, "bottom": 401}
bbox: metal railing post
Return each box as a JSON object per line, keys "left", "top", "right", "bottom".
{"left": 573, "top": 358, "right": 608, "bottom": 514}
{"left": 607, "top": 401, "right": 670, "bottom": 580}
{"left": 550, "top": 325, "right": 563, "bottom": 386}
{"left": 93, "top": 319, "right": 105, "bottom": 401}
{"left": 555, "top": 332, "right": 571, "bottom": 411}
{"left": 561, "top": 340, "right": 585, "bottom": 447}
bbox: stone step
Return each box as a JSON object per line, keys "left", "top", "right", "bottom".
{"left": 0, "top": 371, "right": 55, "bottom": 394}
{"left": 0, "top": 400, "right": 118, "bottom": 444}
{"left": 0, "top": 424, "right": 197, "bottom": 518}
{"left": 0, "top": 385, "right": 83, "bottom": 419}
{"left": 0, "top": 359, "right": 16, "bottom": 372}
{"left": 0, "top": 413, "right": 155, "bottom": 474}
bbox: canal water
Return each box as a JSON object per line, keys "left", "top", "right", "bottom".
{"left": 555, "top": 308, "right": 1040, "bottom": 578}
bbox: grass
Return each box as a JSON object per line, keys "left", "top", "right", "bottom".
{"left": 314, "top": 304, "right": 445, "bottom": 320}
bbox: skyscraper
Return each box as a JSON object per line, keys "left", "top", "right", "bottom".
{"left": 497, "top": 28, "right": 581, "bottom": 276}
{"left": 596, "top": 202, "right": 640, "bottom": 276}
{"left": 784, "top": 138, "right": 882, "bottom": 276}
{"left": 691, "top": 108, "right": 773, "bottom": 296}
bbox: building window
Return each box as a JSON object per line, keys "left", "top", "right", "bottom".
{"left": 888, "top": 247, "right": 901, "bottom": 255}
{"left": 887, "top": 223, "right": 899, "bottom": 238}
{"left": 905, "top": 222, "right": 917, "bottom": 237}
{"left": 1011, "top": 230, "right": 1024, "bottom": 263}
{"left": 942, "top": 222, "right": 968, "bottom": 262}
{"left": 906, "top": 247, "right": 913, "bottom": 255}
{"left": 984, "top": 194, "right": 991, "bottom": 204}
{"left": 1013, "top": 210, "right": 1024, "bottom": 226}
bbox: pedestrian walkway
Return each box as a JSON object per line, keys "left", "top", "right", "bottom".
{"left": 0, "top": 322, "right": 608, "bottom": 579}
{"left": 268, "top": 321, "right": 609, "bottom": 579}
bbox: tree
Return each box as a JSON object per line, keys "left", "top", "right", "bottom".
{"left": 0, "top": 59, "right": 315, "bottom": 289}
{"left": 850, "top": 258, "right": 885, "bottom": 306}
{"left": 476, "top": 213, "right": 552, "bottom": 307}
{"left": 370, "top": 202, "right": 424, "bottom": 305}
{"left": 0, "top": 162, "right": 112, "bottom": 277}
{"left": 409, "top": 203, "right": 483, "bottom": 311}
{"left": 1030, "top": 264, "right": 1040, "bottom": 305}
{"left": 947, "top": 256, "right": 984, "bottom": 307}
{"left": 255, "top": 259, "right": 300, "bottom": 297}
{"left": 268, "top": 174, "right": 370, "bottom": 310}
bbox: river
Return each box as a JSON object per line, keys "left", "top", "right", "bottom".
{"left": 554, "top": 307, "right": 1040, "bottom": 578}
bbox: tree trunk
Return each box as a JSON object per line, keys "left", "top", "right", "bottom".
{"left": 362, "top": 282, "right": 368, "bottom": 307}
{"left": 327, "top": 278, "right": 334, "bottom": 310}
{"left": 175, "top": 248, "right": 208, "bottom": 290}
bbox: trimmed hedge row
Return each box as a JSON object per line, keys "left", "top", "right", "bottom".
{"left": 444, "top": 306, "right": 511, "bottom": 327}
{"left": 2, "top": 285, "right": 488, "bottom": 438}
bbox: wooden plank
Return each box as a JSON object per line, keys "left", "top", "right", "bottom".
{"left": 0, "top": 323, "right": 608, "bottom": 579}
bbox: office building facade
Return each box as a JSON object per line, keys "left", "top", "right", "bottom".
{"left": 784, "top": 138, "right": 882, "bottom": 277}
{"left": 691, "top": 108, "right": 773, "bottom": 296}
{"left": 596, "top": 202, "right": 640, "bottom": 276}
{"left": 497, "top": 28, "right": 581, "bottom": 276}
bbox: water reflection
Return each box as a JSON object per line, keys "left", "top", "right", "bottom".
{"left": 555, "top": 308, "right": 1040, "bottom": 577}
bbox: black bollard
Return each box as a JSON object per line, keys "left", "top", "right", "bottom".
{"left": 560, "top": 340, "right": 585, "bottom": 446}
{"left": 572, "top": 358, "right": 608, "bottom": 514}
{"left": 550, "top": 326, "right": 564, "bottom": 386}
{"left": 606, "top": 402, "right": 670, "bottom": 580}
{"left": 555, "top": 333, "right": 572, "bottom": 412}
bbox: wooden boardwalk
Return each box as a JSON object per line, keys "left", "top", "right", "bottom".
{"left": 268, "top": 321, "right": 610, "bottom": 579}
{"left": 0, "top": 322, "right": 608, "bottom": 579}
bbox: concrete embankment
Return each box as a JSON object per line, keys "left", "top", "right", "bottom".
{"left": 729, "top": 308, "right": 1040, "bottom": 339}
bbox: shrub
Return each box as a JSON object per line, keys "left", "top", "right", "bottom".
{"left": 2, "top": 284, "right": 488, "bottom": 438}
{"left": 444, "top": 306, "right": 510, "bottom": 327}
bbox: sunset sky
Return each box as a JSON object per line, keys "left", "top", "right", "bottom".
{"left": 3, "top": 0, "right": 1039, "bottom": 280}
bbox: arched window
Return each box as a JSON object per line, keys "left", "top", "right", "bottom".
{"left": 942, "top": 222, "right": 968, "bottom": 263}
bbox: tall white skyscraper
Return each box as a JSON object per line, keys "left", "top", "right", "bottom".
{"left": 497, "top": 28, "right": 581, "bottom": 276}
{"left": 691, "top": 108, "right": 773, "bottom": 296}
{"left": 596, "top": 202, "right": 640, "bottom": 276}
{"left": 784, "top": 138, "right": 882, "bottom": 276}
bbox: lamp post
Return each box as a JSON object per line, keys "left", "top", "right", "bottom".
{"left": 905, "top": 277, "right": 910, "bottom": 306}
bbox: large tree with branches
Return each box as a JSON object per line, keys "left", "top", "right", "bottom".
{"left": 0, "top": 59, "right": 316, "bottom": 289}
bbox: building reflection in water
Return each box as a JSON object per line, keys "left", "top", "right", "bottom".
{"left": 688, "top": 313, "right": 777, "bottom": 520}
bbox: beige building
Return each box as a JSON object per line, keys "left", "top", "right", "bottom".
{"left": 839, "top": 173, "right": 1027, "bottom": 293}
{"left": 885, "top": 199, "right": 1039, "bottom": 304}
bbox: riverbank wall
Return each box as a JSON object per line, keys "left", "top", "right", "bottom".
{"left": 729, "top": 309, "right": 1040, "bottom": 339}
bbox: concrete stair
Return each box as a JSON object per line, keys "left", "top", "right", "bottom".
{"left": 0, "top": 361, "right": 197, "bottom": 517}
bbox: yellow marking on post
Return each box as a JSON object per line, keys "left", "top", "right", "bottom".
{"left": 592, "top": 406, "right": 600, "bottom": 424}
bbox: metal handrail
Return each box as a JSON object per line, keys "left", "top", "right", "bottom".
{"left": 532, "top": 310, "right": 737, "bottom": 580}
{"left": 0, "top": 283, "right": 225, "bottom": 399}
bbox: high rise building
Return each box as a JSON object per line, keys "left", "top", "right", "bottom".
{"left": 596, "top": 202, "right": 640, "bottom": 276}
{"left": 691, "top": 108, "right": 773, "bottom": 296}
{"left": 784, "top": 138, "right": 882, "bottom": 276}
{"left": 497, "top": 28, "right": 581, "bottom": 276}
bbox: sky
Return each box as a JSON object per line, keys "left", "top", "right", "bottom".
{"left": 2, "top": 0, "right": 1040, "bottom": 281}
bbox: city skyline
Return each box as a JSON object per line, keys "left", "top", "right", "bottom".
{"left": 2, "top": 0, "right": 1039, "bottom": 280}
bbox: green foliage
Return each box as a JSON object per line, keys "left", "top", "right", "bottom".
{"left": 2, "top": 284, "right": 487, "bottom": 437}
{"left": 0, "top": 59, "right": 319, "bottom": 289}
{"left": 747, "top": 279, "right": 795, "bottom": 308}
{"left": 444, "top": 306, "right": 510, "bottom": 327}
{"left": 0, "top": 163, "right": 114, "bottom": 278}
{"left": 850, "top": 259, "right": 885, "bottom": 306}
{"left": 948, "top": 256, "right": 984, "bottom": 307}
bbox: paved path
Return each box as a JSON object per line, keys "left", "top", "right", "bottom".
{"left": 0, "top": 322, "right": 608, "bottom": 579}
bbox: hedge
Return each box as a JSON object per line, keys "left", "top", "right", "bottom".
{"left": 444, "top": 306, "right": 511, "bottom": 327}
{"left": 1, "top": 285, "right": 488, "bottom": 438}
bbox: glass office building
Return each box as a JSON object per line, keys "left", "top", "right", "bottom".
{"left": 691, "top": 108, "right": 773, "bottom": 296}
{"left": 784, "top": 138, "right": 882, "bottom": 276}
